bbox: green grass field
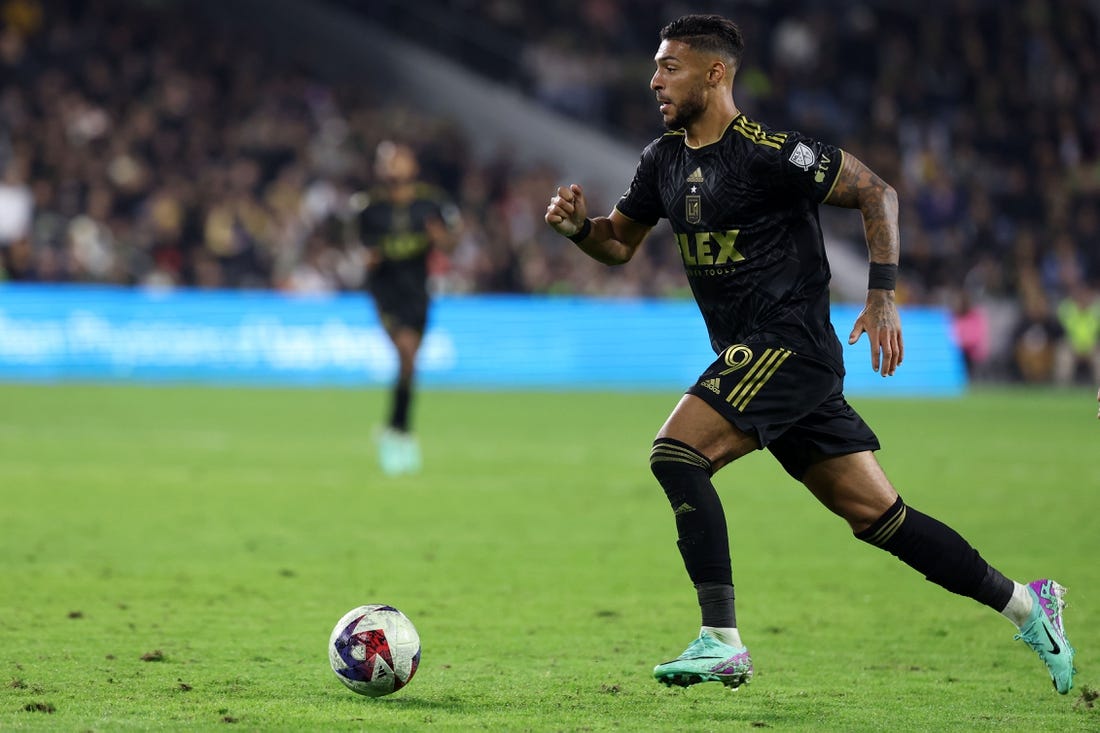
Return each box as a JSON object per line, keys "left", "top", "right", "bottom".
{"left": 1, "top": 383, "right": 1098, "bottom": 731}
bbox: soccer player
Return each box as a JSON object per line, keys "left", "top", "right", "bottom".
{"left": 359, "top": 141, "right": 457, "bottom": 475}
{"left": 544, "top": 14, "right": 1076, "bottom": 694}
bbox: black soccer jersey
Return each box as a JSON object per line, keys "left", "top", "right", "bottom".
{"left": 358, "top": 183, "right": 448, "bottom": 299}
{"left": 616, "top": 114, "right": 846, "bottom": 374}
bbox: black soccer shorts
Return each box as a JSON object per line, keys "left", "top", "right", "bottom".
{"left": 369, "top": 281, "right": 429, "bottom": 335}
{"left": 685, "top": 339, "right": 880, "bottom": 480}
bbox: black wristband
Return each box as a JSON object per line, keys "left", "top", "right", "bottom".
{"left": 868, "top": 262, "right": 898, "bottom": 290}
{"left": 566, "top": 218, "right": 592, "bottom": 244}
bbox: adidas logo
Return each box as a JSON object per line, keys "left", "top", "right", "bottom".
{"left": 687, "top": 167, "right": 704, "bottom": 183}
{"left": 673, "top": 502, "right": 695, "bottom": 515}
{"left": 700, "top": 377, "right": 721, "bottom": 394}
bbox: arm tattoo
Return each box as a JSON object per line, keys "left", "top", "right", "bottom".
{"left": 825, "top": 152, "right": 900, "bottom": 266}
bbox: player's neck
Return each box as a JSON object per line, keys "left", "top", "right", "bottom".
{"left": 389, "top": 182, "right": 416, "bottom": 204}
{"left": 684, "top": 100, "right": 740, "bottom": 149}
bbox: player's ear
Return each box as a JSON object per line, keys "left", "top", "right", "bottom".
{"left": 707, "top": 61, "right": 727, "bottom": 86}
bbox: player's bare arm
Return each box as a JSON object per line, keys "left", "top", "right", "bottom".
{"left": 358, "top": 235, "right": 382, "bottom": 271}
{"left": 823, "top": 152, "right": 904, "bottom": 377}
{"left": 546, "top": 184, "right": 650, "bottom": 265}
{"left": 425, "top": 215, "right": 456, "bottom": 253}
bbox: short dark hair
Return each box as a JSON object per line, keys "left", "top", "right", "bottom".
{"left": 659, "top": 14, "right": 744, "bottom": 70}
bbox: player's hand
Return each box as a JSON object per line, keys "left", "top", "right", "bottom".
{"left": 363, "top": 247, "right": 382, "bottom": 271}
{"left": 1095, "top": 387, "right": 1099, "bottom": 419}
{"left": 545, "top": 184, "right": 588, "bottom": 237}
{"left": 848, "top": 291, "right": 904, "bottom": 377}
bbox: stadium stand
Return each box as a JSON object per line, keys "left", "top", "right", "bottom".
{"left": 345, "top": 0, "right": 1100, "bottom": 382}
{"left": 1, "top": 0, "right": 1098, "bottom": 383}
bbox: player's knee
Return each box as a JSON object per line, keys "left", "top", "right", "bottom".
{"left": 853, "top": 495, "right": 906, "bottom": 542}
{"left": 649, "top": 438, "right": 712, "bottom": 483}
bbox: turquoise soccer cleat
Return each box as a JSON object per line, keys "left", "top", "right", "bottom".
{"left": 378, "top": 429, "right": 420, "bottom": 476}
{"left": 378, "top": 428, "right": 405, "bottom": 476}
{"left": 653, "top": 630, "right": 753, "bottom": 690}
{"left": 1014, "top": 579, "right": 1076, "bottom": 694}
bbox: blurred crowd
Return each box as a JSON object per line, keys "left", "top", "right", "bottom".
{"left": 405, "top": 0, "right": 1100, "bottom": 384}
{"left": 1, "top": 0, "right": 1099, "bottom": 384}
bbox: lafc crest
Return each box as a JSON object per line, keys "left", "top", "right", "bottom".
{"left": 686, "top": 195, "right": 701, "bottom": 224}
{"left": 685, "top": 167, "right": 704, "bottom": 224}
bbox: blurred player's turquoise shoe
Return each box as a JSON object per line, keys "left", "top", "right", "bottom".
{"left": 653, "top": 630, "right": 753, "bottom": 689}
{"left": 378, "top": 428, "right": 421, "bottom": 476}
{"left": 378, "top": 429, "right": 407, "bottom": 476}
{"left": 401, "top": 432, "right": 422, "bottom": 474}
{"left": 1014, "top": 579, "right": 1076, "bottom": 694}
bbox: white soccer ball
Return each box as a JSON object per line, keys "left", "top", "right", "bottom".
{"left": 328, "top": 604, "right": 421, "bottom": 697}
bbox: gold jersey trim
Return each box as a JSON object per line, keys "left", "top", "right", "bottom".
{"left": 822, "top": 149, "right": 846, "bottom": 200}
{"left": 731, "top": 116, "right": 788, "bottom": 150}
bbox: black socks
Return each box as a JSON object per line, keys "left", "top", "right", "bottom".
{"left": 696, "top": 582, "right": 737, "bottom": 629}
{"left": 650, "top": 438, "right": 736, "bottom": 627}
{"left": 856, "top": 496, "right": 1014, "bottom": 611}
{"left": 650, "top": 437, "right": 1014, "bottom": 628}
{"left": 390, "top": 379, "right": 412, "bottom": 432}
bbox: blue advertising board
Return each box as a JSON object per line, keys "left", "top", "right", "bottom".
{"left": 0, "top": 284, "right": 965, "bottom": 395}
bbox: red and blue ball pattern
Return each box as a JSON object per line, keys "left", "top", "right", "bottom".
{"left": 329, "top": 605, "right": 421, "bottom": 697}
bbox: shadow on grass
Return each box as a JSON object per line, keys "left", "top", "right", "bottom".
{"left": 334, "top": 694, "right": 479, "bottom": 714}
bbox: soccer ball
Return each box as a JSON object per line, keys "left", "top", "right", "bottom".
{"left": 328, "top": 604, "right": 421, "bottom": 697}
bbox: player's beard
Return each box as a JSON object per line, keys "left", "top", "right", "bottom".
{"left": 663, "top": 85, "right": 707, "bottom": 131}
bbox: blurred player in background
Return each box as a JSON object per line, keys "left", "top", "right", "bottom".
{"left": 546, "top": 14, "right": 1076, "bottom": 695}
{"left": 359, "top": 141, "right": 457, "bottom": 475}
